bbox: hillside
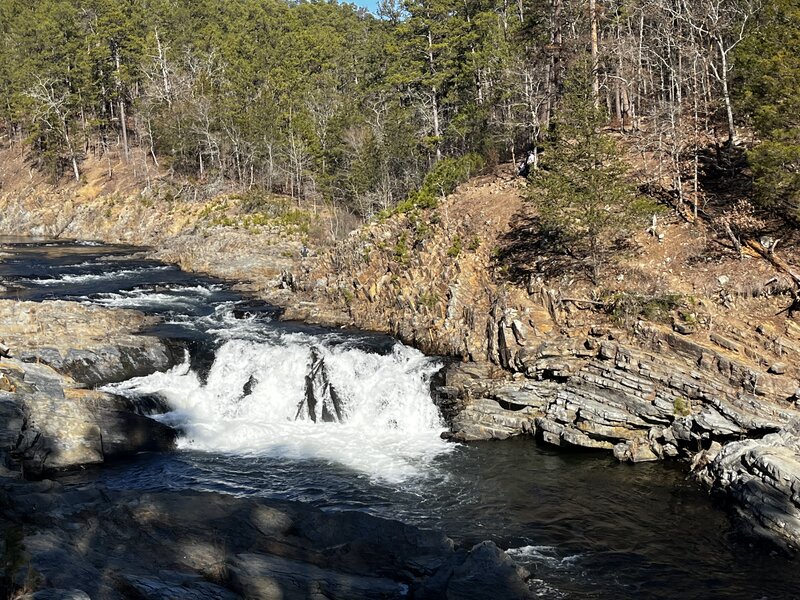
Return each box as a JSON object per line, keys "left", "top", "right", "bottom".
{"left": 0, "top": 144, "right": 325, "bottom": 295}
{"left": 4, "top": 136, "right": 800, "bottom": 551}
{"left": 3, "top": 0, "right": 800, "bottom": 595}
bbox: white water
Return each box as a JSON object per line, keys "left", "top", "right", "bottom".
{"left": 105, "top": 332, "right": 452, "bottom": 484}
{"left": 25, "top": 265, "right": 173, "bottom": 285}
{"left": 87, "top": 285, "right": 225, "bottom": 312}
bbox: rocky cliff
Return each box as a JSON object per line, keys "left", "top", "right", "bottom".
{"left": 287, "top": 165, "right": 800, "bottom": 549}
{"left": 3, "top": 149, "right": 800, "bottom": 550}
{"left": 0, "top": 301, "right": 178, "bottom": 477}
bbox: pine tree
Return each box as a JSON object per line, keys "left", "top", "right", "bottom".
{"left": 737, "top": 0, "right": 800, "bottom": 222}
{"left": 530, "top": 67, "right": 655, "bottom": 282}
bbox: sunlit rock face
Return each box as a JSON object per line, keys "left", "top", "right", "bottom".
{"left": 0, "top": 300, "right": 179, "bottom": 477}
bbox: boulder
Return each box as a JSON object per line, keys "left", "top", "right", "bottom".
{"left": 443, "top": 541, "right": 532, "bottom": 600}
{"left": 0, "top": 394, "right": 24, "bottom": 451}
{"left": 694, "top": 420, "right": 800, "bottom": 550}
{"left": 7, "top": 360, "right": 175, "bottom": 477}
{"left": 0, "top": 483, "right": 535, "bottom": 600}
{"left": 18, "top": 592, "right": 91, "bottom": 600}
{"left": 0, "top": 300, "right": 178, "bottom": 386}
{"left": 120, "top": 574, "right": 240, "bottom": 600}
{"left": 228, "top": 553, "right": 406, "bottom": 600}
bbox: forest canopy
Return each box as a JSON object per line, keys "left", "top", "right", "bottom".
{"left": 0, "top": 0, "right": 796, "bottom": 224}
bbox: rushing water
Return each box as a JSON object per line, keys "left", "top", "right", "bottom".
{"left": 1, "top": 237, "right": 798, "bottom": 600}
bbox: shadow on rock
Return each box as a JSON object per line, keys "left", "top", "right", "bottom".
{"left": 0, "top": 484, "right": 536, "bottom": 599}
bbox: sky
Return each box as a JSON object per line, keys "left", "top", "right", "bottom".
{"left": 348, "top": 0, "right": 382, "bottom": 15}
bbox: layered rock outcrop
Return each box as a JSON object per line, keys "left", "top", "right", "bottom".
{"left": 4, "top": 360, "right": 176, "bottom": 478}
{"left": 431, "top": 291, "right": 800, "bottom": 548}
{"left": 438, "top": 296, "right": 800, "bottom": 454}
{"left": 0, "top": 300, "right": 176, "bottom": 385}
{"left": 291, "top": 170, "right": 523, "bottom": 352}
{"left": 693, "top": 420, "right": 800, "bottom": 551}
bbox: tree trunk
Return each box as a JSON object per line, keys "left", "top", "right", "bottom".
{"left": 716, "top": 36, "right": 736, "bottom": 144}
{"left": 70, "top": 155, "right": 80, "bottom": 183}
{"left": 115, "top": 46, "right": 129, "bottom": 161}
{"left": 155, "top": 29, "right": 171, "bottom": 107}
{"left": 544, "top": 0, "right": 563, "bottom": 131}
{"left": 427, "top": 28, "right": 442, "bottom": 162}
{"left": 745, "top": 239, "right": 800, "bottom": 287}
{"left": 431, "top": 87, "right": 442, "bottom": 162}
{"left": 589, "top": 0, "right": 599, "bottom": 109}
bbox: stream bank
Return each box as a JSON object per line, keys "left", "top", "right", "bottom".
{"left": 0, "top": 243, "right": 534, "bottom": 599}
{"left": 1, "top": 157, "right": 800, "bottom": 556}
{"left": 2, "top": 240, "right": 800, "bottom": 599}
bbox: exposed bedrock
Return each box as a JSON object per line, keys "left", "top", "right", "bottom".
{"left": 434, "top": 305, "right": 800, "bottom": 548}
{"left": 0, "top": 301, "right": 179, "bottom": 477}
{"left": 693, "top": 419, "right": 800, "bottom": 551}
{"left": 0, "top": 482, "right": 535, "bottom": 600}
{"left": 0, "top": 300, "right": 178, "bottom": 386}
{"left": 438, "top": 323, "right": 799, "bottom": 457}
{"left": 3, "top": 360, "right": 176, "bottom": 478}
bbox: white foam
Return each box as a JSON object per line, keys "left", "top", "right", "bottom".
{"left": 27, "top": 265, "right": 172, "bottom": 285}
{"left": 87, "top": 284, "right": 227, "bottom": 311}
{"left": 104, "top": 335, "right": 451, "bottom": 483}
{"left": 506, "top": 545, "right": 585, "bottom": 569}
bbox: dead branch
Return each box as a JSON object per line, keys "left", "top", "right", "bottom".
{"left": 561, "top": 297, "right": 607, "bottom": 307}
{"left": 745, "top": 239, "right": 800, "bottom": 287}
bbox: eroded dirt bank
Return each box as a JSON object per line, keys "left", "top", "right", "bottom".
{"left": 2, "top": 149, "right": 800, "bottom": 550}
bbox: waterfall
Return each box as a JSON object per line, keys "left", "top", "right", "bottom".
{"left": 105, "top": 333, "right": 452, "bottom": 483}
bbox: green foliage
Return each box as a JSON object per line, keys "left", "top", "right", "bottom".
{"left": 0, "top": 0, "right": 788, "bottom": 240}
{"left": 530, "top": 67, "right": 657, "bottom": 282}
{"left": 202, "top": 192, "right": 313, "bottom": 235}
{"left": 393, "top": 232, "right": 410, "bottom": 264}
{"left": 423, "top": 153, "right": 485, "bottom": 198}
{"left": 673, "top": 397, "right": 691, "bottom": 417}
{"left": 447, "top": 235, "right": 462, "bottom": 258}
{"left": 418, "top": 289, "right": 440, "bottom": 310}
{"left": 210, "top": 209, "right": 313, "bottom": 235}
{"left": 605, "top": 292, "right": 684, "bottom": 325}
{"left": 233, "top": 189, "right": 289, "bottom": 215}
{"left": 342, "top": 288, "right": 355, "bottom": 306}
{"left": 392, "top": 153, "right": 485, "bottom": 215}
{"left": 411, "top": 218, "right": 431, "bottom": 242}
{"left": 737, "top": 1, "right": 800, "bottom": 221}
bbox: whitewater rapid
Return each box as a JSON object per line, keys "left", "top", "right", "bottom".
{"left": 106, "top": 327, "right": 453, "bottom": 483}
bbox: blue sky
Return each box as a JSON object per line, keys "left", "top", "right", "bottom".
{"left": 349, "top": 0, "right": 381, "bottom": 14}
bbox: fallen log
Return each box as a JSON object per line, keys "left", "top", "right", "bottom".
{"left": 744, "top": 239, "right": 800, "bottom": 287}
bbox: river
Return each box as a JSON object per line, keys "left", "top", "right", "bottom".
{"left": 1, "top": 237, "right": 797, "bottom": 599}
